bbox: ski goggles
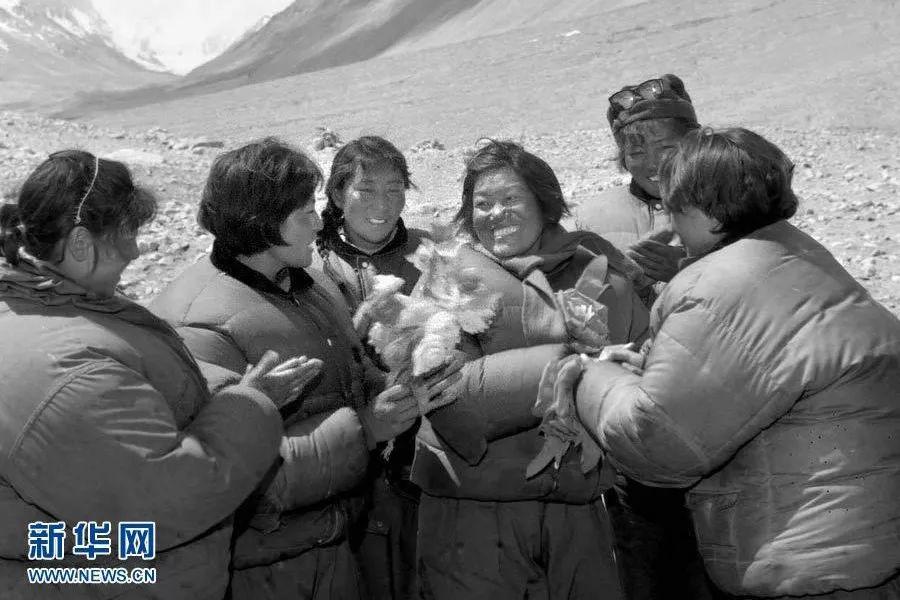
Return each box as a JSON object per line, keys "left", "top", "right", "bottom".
{"left": 608, "top": 79, "right": 667, "bottom": 111}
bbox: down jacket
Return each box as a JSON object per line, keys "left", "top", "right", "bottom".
{"left": 311, "top": 219, "right": 429, "bottom": 310}
{"left": 576, "top": 220, "right": 900, "bottom": 597}
{"left": 150, "top": 245, "right": 380, "bottom": 597}
{"left": 412, "top": 230, "right": 649, "bottom": 502}
{"left": 562, "top": 183, "right": 671, "bottom": 250}
{"left": 0, "top": 259, "right": 282, "bottom": 600}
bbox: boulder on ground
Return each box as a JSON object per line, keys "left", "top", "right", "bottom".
{"left": 312, "top": 127, "right": 342, "bottom": 151}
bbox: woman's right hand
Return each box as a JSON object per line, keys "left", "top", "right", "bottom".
{"left": 627, "top": 229, "right": 685, "bottom": 283}
{"left": 359, "top": 384, "right": 419, "bottom": 447}
{"left": 597, "top": 343, "right": 645, "bottom": 375}
{"left": 241, "top": 350, "right": 324, "bottom": 409}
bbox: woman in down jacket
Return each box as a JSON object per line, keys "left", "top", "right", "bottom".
{"left": 151, "top": 138, "right": 454, "bottom": 600}
{"left": 0, "top": 151, "right": 305, "bottom": 600}
{"left": 412, "top": 139, "right": 649, "bottom": 600}
{"left": 311, "top": 135, "right": 428, "bottom": 600}
{"left": 572, "top": 128, "right": 900, "bottom": 599}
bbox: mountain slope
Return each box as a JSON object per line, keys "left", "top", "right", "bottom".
{"left": 58, "top": 0, "right": 644, "bottom": 116}
{"left": 77, "top": 0, "right": 900, "bottom": 141}
{"left": 187, "top": 0, "right": 643, "bottom": 84}
{"left": 0, "top": 0, "right": 176, "bottom": 111}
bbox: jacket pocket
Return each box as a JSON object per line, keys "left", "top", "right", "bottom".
{"left": 231, "top": 504, "right": 341, "bottom": 569}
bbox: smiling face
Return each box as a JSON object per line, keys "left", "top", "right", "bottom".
{"left": 622, "top": 120, "right": 686, "bottom": 198}
{"left": 338, "top": 163, "right": 406, "bottom": 253}
{"left": 471, "top": 168, "right": 544, "bottom": 259}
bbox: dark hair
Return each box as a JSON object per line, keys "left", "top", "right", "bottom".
{"left": 607, "top": 74, "right": 700, "bottom": 169}
{"left": 0, "top": 150, "right": 156, "bottom": 266}
{"left": 659, "top": 127, "right": 798, "bottom": 239}
{"left": 614, "top": 117, "right": 700, "bottom": 170}
{"left": 198, "top": 137, "right": 323, "bottom": 256}
{"left": 319, "top": 135, "right": 413, "bottom": 245}
{"left": 455, "top": 139, "right": 569, "bottom": 236}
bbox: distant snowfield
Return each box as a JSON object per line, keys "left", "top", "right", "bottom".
{"left": 94, "top": 0, "right": 293, "bottom": 74}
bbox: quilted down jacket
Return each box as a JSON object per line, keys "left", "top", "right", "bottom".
{"left": 0, "top": 260, "right": 282, "bottom": 600}
{"left": 562, "top": 183, "right": 671, "bottom": 250}
{"left": 150, "top": 246, "right": 380, "bottom": 599}
{"left": 576, "top": 220, "right": 900, "bottom": 597}
{"left": 412, "top": 232, "right": 649, "bottom": 502}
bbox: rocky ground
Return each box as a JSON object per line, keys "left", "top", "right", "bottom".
{"left": 1, "top": 109, "right": 898, "bottom": 316}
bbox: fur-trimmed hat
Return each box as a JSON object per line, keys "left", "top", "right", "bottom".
{"left": 607, "top": 74, "right": 698, "bottom": 133}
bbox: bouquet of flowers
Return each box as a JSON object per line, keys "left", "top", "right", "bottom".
{"left": 353, "top": 227, "right": 501, "bottom": 482}
{"left": 525, "top": 283, "right": 612, "bottom": 479}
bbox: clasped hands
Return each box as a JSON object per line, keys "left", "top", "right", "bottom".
{"left": 360, "top": 351, "right": 468, "bottom": 445}
{"left": 241, "top": 348, "right": 467, "bottom": 447}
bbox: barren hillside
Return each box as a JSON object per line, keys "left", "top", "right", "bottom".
{"left": 0, "top": 0, "right": 897, "bottom": 314}
{"left": 68, "top": 0, "right": 900, "bottom": 140}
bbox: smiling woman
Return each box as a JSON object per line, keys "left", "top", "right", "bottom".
{"left": 312, "top": 135, "right": 429, "bottom": 600}
{"left": 412, "top": 139, "right": 649, "bottom": 600}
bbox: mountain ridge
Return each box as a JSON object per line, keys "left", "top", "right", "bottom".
{"left": 0, "top": 0, "right": 176, "bottom": 111}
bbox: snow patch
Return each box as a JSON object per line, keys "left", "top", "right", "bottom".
{"left": 92, "top": 0, "right": 293, "bottom": 74}
{"left": 70, "top": 8, "right": 95, "bottom": 34}
{"left": 50, "top": 13, "right": 87, "bottom": 37}
{"left": 0, "top": 0, "right": 18, "bottom": 12}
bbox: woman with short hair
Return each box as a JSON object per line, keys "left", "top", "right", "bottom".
{"left": 151, "top": 137, "right": 453, "bottom": 600}
{"left": 572, "top": 127, "right": 900, "bottom": 599}
{"left": 413, "top": 139, "right": 648, "bottom": 600}
{"left": 0, "top": 150, "right": 300, "bottom": 600}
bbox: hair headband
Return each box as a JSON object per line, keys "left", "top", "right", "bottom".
{"left": 73, "top": 154, "right": 100, "bottom": 226}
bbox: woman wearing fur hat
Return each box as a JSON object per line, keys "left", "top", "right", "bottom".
{"left": 566, "top": 74, "right": 715, "bottom": 600}
{"left": 565, "top": 74, "right": 700, "bottom": 305}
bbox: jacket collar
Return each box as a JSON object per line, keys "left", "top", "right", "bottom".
{"left": 210, "top": 240, "right": 314, "bottom": 300}
{"left": 1, "top": 254, "right": 134, "bottom": 313}
{"left": 477, "top": 224, "right": 643, "bottom": 283}
{"left": 317, "top": 218, "right": 410, "bottom": 260}
{"left": 629, "top": 179, "right": 664, "bottom": 209}
{"left": 0, "top": 255, "right": 205, "bottom": 377}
